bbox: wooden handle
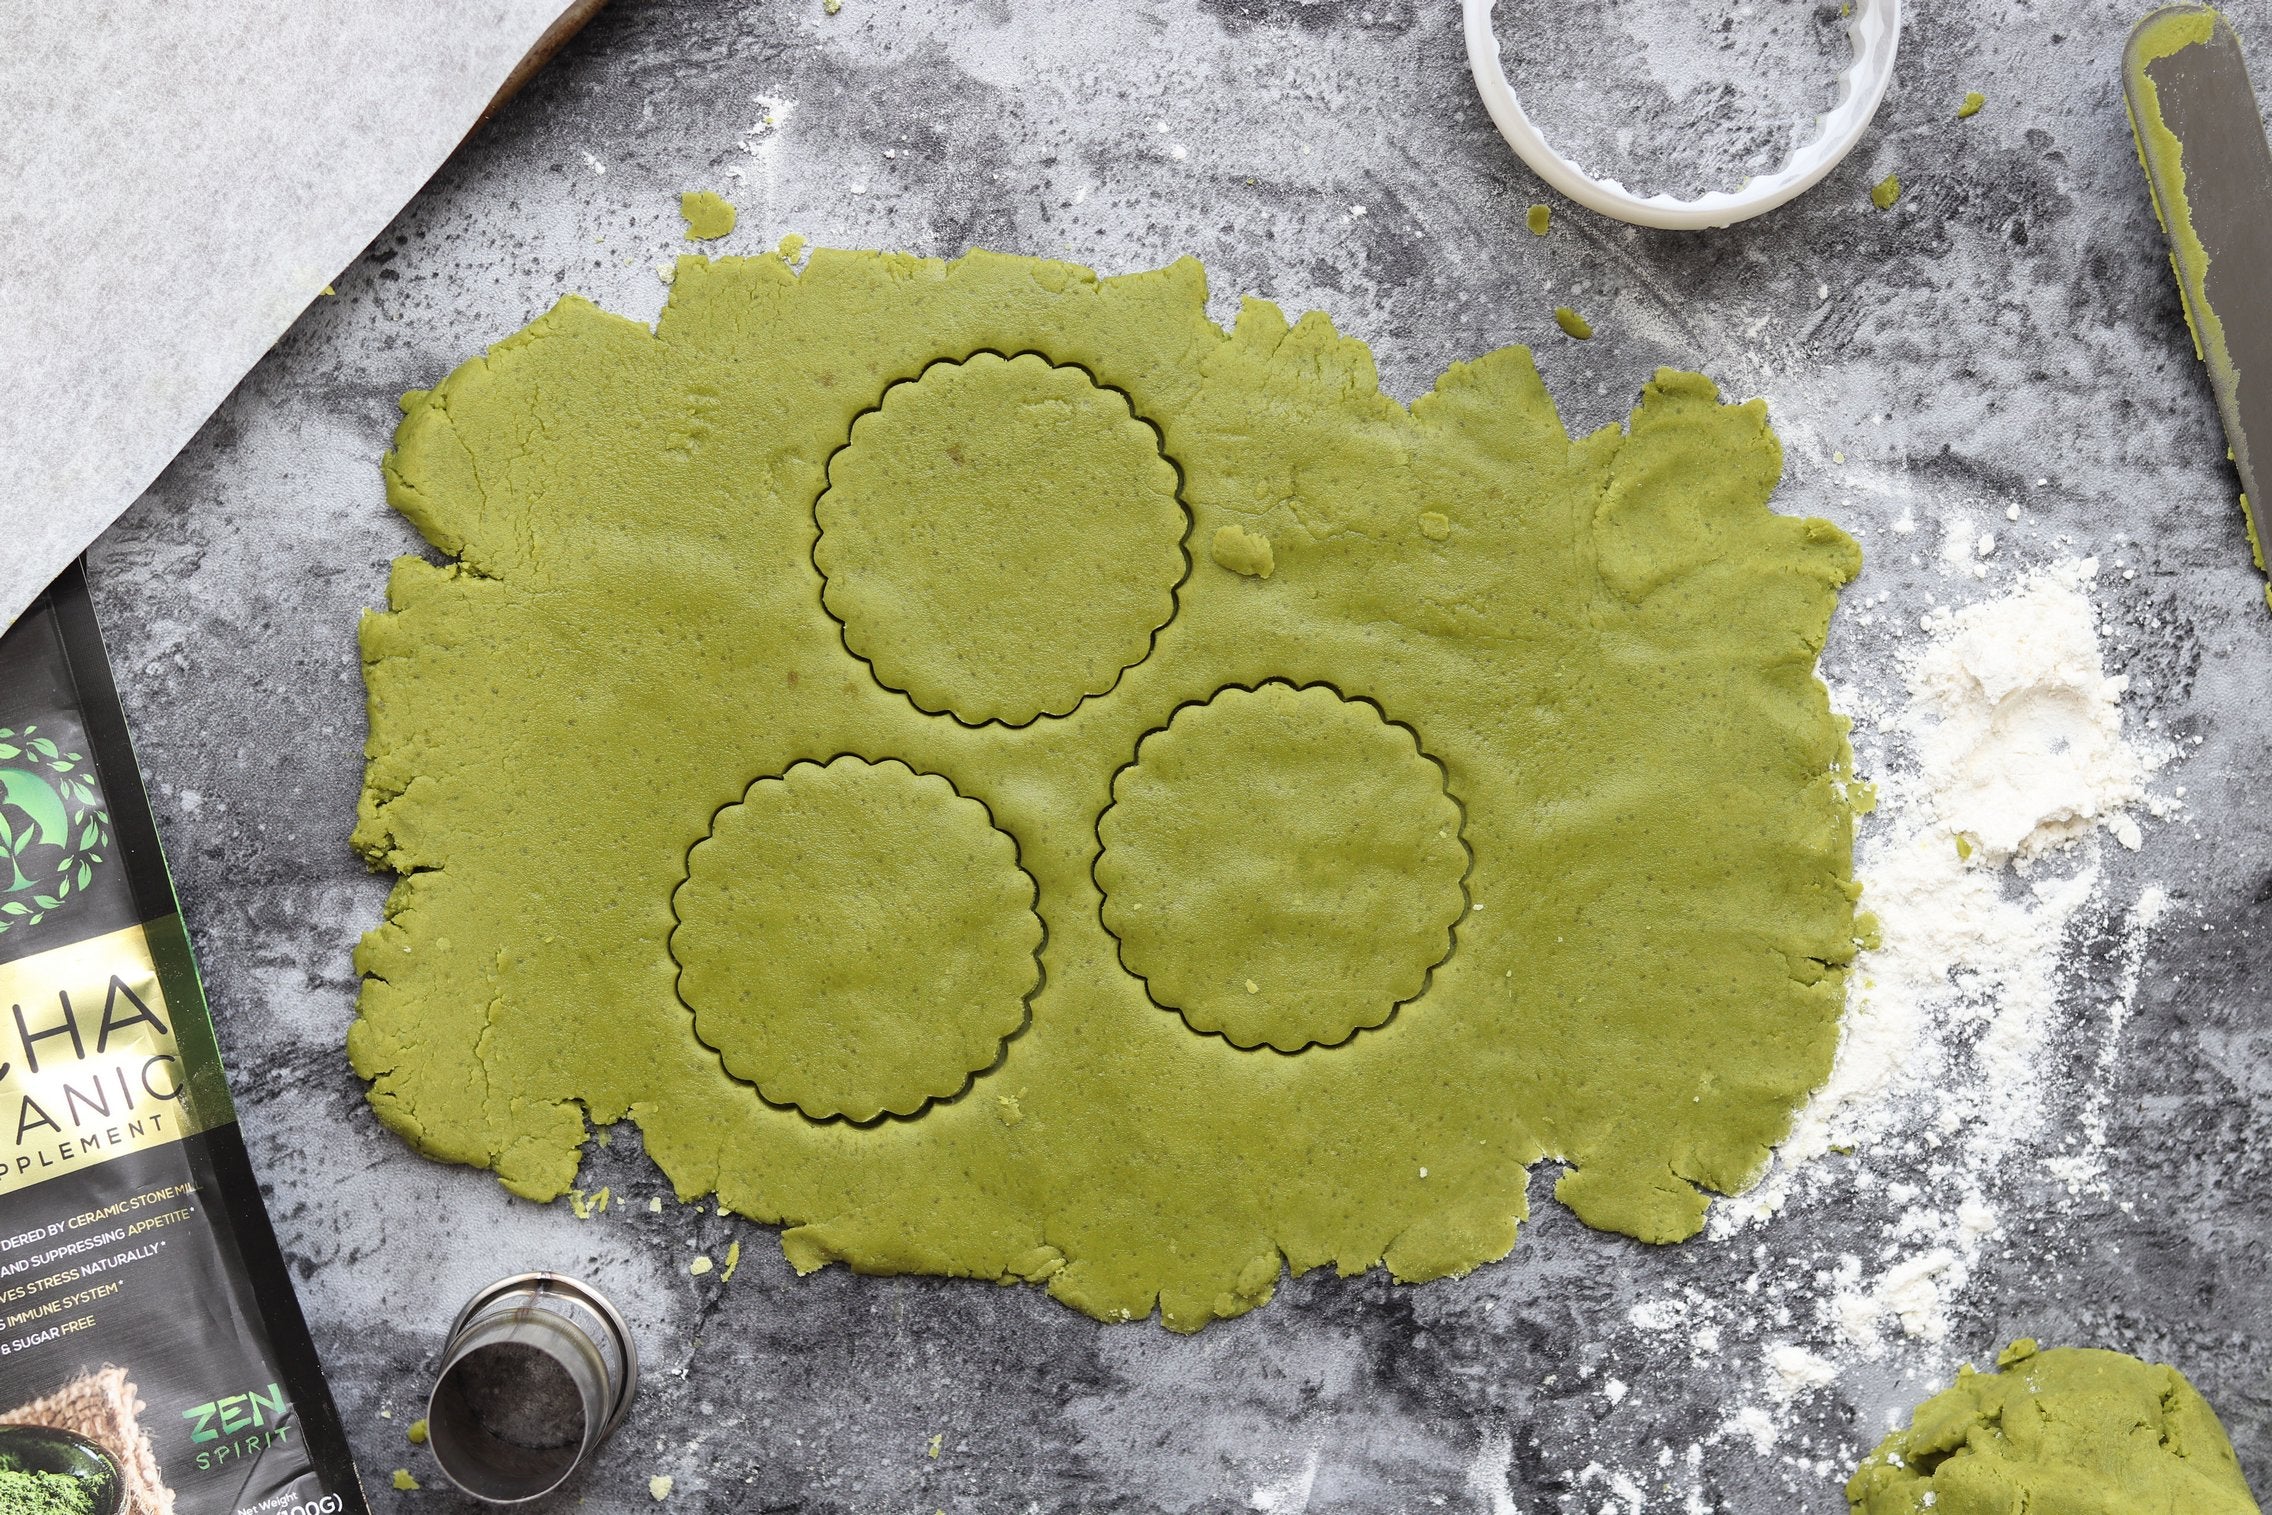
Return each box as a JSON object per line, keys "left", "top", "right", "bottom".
{"left": 475, "top": 0, "right": 612, "bottom": 132}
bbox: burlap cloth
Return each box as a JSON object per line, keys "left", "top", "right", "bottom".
{"left": 3, "top": 1366, "right": 172, "bottom": 1515}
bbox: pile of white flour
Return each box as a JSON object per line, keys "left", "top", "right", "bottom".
{"left": 1761, "top": 557, "right": 2163, "bottom": 1200}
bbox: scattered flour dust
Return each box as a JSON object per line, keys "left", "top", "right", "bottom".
{"left": 1247, "top": 1447, "right": 1320, "bottom": 1514}
{"left": 1563, "top": 555, "right": 2181, "bottom": 1504}
{"left": 1465, "top": 1430, "right": 1519, "bottom": 1515}
{"left": 721, "top": 93, "right": 796, "bottom": 186}
{"left": 1764, "top": 1344, "right": 1839, "bottom": 1402}
{"left": 1730, "top": 557, "right": 2168, "bottom": 1224}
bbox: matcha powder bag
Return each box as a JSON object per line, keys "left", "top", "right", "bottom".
{"left": 0, "top": 566, "right": 366, "bottom": 1515}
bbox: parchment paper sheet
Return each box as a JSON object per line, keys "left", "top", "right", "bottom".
{"left": 0, "top": 0, "right": 583, "bottom": 632}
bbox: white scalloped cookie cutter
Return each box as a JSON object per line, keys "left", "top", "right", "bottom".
{"left": 1463, "top": 0, "right": 1902, "bottom": 230}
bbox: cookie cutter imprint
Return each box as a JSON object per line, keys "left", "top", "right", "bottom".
{"left": 1462, "top": 0, "right": 1903, "bottom": 230}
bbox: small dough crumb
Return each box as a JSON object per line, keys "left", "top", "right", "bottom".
{"left": 926, "top": 1433, "right": 943, "bottom": 1460}
{"left": 1871, "top": 173, "right": 1902, "bottom": 210}
{"left": 407, "top": 1418, "right": 429, "bottom": 1446}
{"left": 1525, "top": 204, "right": 1550, "bottom": 236}
{"left": 778, "top": 233, "right": 807, "bottom": 263}
{"left": 392, "top": 1470, "right": 419, "bottom": 1492}
{"left": 722, "top": 1238, "right": 743, "bottom": 1280}
{"left": 1419, "top": 511, "right": 1451, "bottom": 541}
{"left": 995, "top": 1094, "right": 1024, "bottom": 1127}
{"left": 649, "top": 1196, "right": 663, "bottom": 1212}
{"left": 681, "top": 191, "right": 737, "bottom": 242}
{"left": 1210, "top": 524, "right": 1275, "bottom": 579}
{"left": 1553, "top": 307, "right": 1593, "bottom": 340}
{"left": 690, "top": 1255, "right": 714, "bottom": 1275}
{"left": 822, "top": 0, "right": 841, "bottom": 12}
{"left": 1958, "top": 90, "right": 1986, "bottom": 119}
{"left": 650, "top": 1475, "right": 675, "bottom": 1501}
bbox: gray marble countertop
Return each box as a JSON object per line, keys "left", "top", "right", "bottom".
{"left": 80, "top": 0, "right": 2272, "bottom": 1509}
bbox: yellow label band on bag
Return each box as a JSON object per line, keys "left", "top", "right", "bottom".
{"left": 0, "top": 924, "right": 209, "bottom": 1199}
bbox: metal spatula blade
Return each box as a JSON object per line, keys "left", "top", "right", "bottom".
{"left": 2126, "top": 4, "right": 2272, "bottom": 601}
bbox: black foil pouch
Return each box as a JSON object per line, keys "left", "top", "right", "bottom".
{"left": 0, "top": 563, "right": 366, "bottom": 1515}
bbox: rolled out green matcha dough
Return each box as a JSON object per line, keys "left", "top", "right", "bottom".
{"left": 1848, "top": 1342, "right": 2263, "bottom": 1515}
{"left": 351, "top": 245, "right": 1863, "bottom": 1330}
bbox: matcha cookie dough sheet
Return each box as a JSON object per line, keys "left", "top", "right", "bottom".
{"left": 349, "top": 245, "right": 1864, "bottom": 1331}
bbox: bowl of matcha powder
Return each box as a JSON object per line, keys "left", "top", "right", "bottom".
{"left": 0, "top": 1428, "right": 122, "bottom": 1515}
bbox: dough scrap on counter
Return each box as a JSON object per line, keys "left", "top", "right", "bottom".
{"left": 679, "top": 191, "right": 736, "bottom": 241}
{"left": 1847, "top": 1342, "right": 2263, "bottom": 1515}
{"left": 350, "top": 245, "right": 1862, "bottom": 1330}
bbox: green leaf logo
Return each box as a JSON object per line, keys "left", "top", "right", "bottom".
{"left": 0, "top": 725, "right": 112, "bottom": 937}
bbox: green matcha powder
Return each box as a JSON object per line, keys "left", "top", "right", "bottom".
{"left": 0, "top": 1466, "right": 94, "bottom": 1515}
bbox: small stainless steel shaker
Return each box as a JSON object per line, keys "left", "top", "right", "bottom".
{"left": 425, "top": 1272, "right": 639, "bottom": 1504}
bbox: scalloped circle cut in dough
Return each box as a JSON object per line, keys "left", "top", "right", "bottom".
{"left": 1097, "top": 683, "right": 1469, "bottom": 1052}
{"left": 814, "top": 352, "right": 1187, "bottom": 726}
{"left": 671, "top": 757, "right": 1041, "bottom": 1121}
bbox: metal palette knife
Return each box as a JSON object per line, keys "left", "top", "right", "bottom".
{"left": 2126, "top": 3, "right": 2272, "bottom": 605}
